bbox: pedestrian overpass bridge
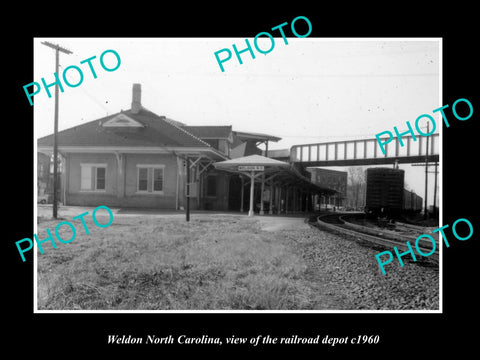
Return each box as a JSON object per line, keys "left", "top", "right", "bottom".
{"left": 290, "top": 133, "right": 439, "bottom": 166}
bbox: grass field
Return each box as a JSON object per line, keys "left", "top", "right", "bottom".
{"left": 37, "top": 213, "right": 312, "bottom": 310}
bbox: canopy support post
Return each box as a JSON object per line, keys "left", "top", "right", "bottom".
{"left": 248, "top": 171, "right": 255, "bottom": 217}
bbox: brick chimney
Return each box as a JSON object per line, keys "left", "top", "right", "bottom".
{"left": 131, "top": 83, "right": 142, "bottom": 114}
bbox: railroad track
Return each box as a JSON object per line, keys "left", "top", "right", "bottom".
{"left": 308, "top": 213, "right": 439, "bottom": 263}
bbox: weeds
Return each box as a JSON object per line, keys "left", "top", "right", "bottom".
{"left": 37, "top": 214, "right": 308, "bottom": 310}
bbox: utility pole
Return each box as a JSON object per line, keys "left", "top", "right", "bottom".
{"left": 424, "top": 122, "right": 429, "bottom": 219}
{"left": 186, "top": 157, "right": 190, "bottom": 222}
{"left": 411, "top": 122, "right": 435, "bottom": 220}
{"left": 411, "top": 161, "right": 439, "bottom": 218}
{"left": 41, "top": 41, "right": 72, "bottom": 219}
{"left": 433, "top": 162, "right": 438, "bottom": 218}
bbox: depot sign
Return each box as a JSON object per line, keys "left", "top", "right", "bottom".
{"left": 238, "top": 165, "right": 264, "bottom": 171}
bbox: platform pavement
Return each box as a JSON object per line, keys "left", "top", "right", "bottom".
{"left": 36, "top": 204, "right": 316, "bottom": 231}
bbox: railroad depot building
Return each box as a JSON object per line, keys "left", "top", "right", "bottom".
{"left": 308, "top": 168, "right": 347, "bottom": 209}
{"left": 37, "top": 84, "right": 337, "bottom": 213}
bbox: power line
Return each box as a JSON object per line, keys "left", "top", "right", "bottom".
{"left": 58, "top": 63, "right": 111, "bottom": 114}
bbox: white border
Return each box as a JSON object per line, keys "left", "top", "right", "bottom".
{"left": 34, "top": 37, "right": 442, "bottom": 314}
{"left": 438, "top": 37, "right": 443, "bottom": 314}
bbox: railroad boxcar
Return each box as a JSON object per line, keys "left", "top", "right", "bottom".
{"left": 403, "top": 189, "right": 411, "bottom": 211}
{"left": 413, "top": 192, "right": 423, "bottom": 213}
{"left": 365, "top": 168, "right": 405, "bottom": 217}
{"left": 402, "top": 189, "right": 423, "bottom": 213}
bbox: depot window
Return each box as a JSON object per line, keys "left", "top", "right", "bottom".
{"left": 136, "top": 165, "right": 165, "bottom": 194}
{"left": 80, "top": 163, "right": 107, "bottom": 191}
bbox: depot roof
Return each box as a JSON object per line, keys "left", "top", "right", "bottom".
{"left": 233, "top": 131, "right": 282, "bottom": 142}
{"left": 37, "top": 108, "right": 211, "bottom": 149}
{"left": 181, "top": 125, "right": 233, "bottom": 140}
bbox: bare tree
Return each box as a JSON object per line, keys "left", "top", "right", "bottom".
{"left": 347, "top": 166, "right": 366, "bottom": 210}
{"left": 403, "top": 179, "right": 411, "bottom": 191}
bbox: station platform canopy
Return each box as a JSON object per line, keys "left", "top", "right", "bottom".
{"left": 214, "top": 154, "right": 336, "bottom": 194}
{"left": 214, "top": 154, "right": 337, "bottom": 216}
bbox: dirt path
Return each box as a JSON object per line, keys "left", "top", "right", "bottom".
{"left": 255, "top": 216, "right": 310, "bottom": 232}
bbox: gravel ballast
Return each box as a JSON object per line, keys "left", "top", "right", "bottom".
{"left": 283, "top": 223, "right": 439, "bottom": 310}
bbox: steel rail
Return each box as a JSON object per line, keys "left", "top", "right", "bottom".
{"left": 313, "top": 213, "right": 439, "bottom": 263}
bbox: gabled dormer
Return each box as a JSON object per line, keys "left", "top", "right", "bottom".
{"left": 101, "top": 113, "right": 145, "bottom": 128}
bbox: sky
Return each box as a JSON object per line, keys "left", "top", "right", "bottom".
{"left": 33, "top": 37, "right": 441, "bottom": 206}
